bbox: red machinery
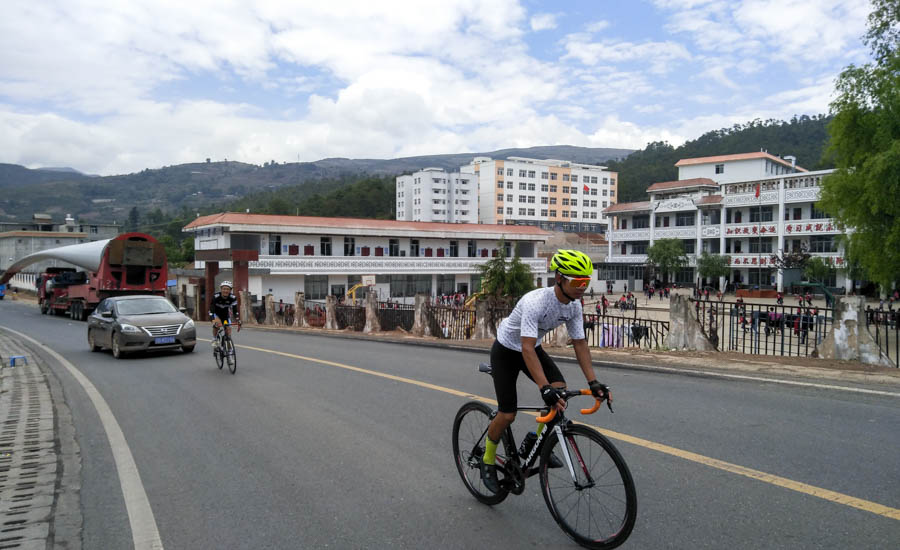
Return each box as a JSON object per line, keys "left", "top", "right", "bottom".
{"left": 2, "top": 233, "right": 168, "bottom": 320}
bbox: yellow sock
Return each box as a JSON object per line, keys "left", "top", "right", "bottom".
{"left": 483, "top": 436, "right": 499, "bottom": 464}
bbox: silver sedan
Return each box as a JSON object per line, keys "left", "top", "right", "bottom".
{"left": 87, "top": 295, "right": 197, "bottom": 358}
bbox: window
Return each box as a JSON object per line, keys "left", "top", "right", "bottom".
{"left": 410, "top": 239, "right": 420, "bottom": 257}
{"left": 715, "top": 164, "right": 725, "bottom": 174}
{"left": 497, "top": 207, "right": 503, "bottom": 214}
{"left": 527, "top": 183, "right": 535, "bottom": 191}
{"left": 519, "top": 196, "right": 527, "bottom": 203}
{"left": 528, "top": 170, "right": 535, "bottom": 178}
{"left": 540, "top": 197, "right": 548, "bottom": 204}
{"left": 389, "top": 239, "right": 400, "bottom": 257}
{"left": 468, "top": 240, "right": 477, "bottom": 257}
{"left": 749, "top": 206, "right": 773, "bottom": 223}
{"left": 497, "top": 168, "right": 503, "bottom": 175}
{"left": 549, "top": 197, "right": 557, "bottom": 205}
{"left": 794, "top": 207, "right": 802, "bottom": 220}
{"left": 305, "top": 275, "right": 329, "bottom": 300}
{"left": 591, "top": 177, "right": 598, "bottom": 184}
{"left": 562, "top": 186, "right": 569, "bottom": 193}
{"left": 810, "top": 235, "right": 837, "bottom": 253}
{"left": 632, "top": 215, "right": 649, "bottom": 229}
{"left": 344, "top": 237, "right": 355, "bottom": 256}
{"left": 507, "top": 168, "right": 513, "bottom": 176}
{"left": 527, "top": 196, "right": 535, "bottom": 204}
{"left": 609, "top": 189, "right": 615, "bottom": 196}
{"left": 675, "top": 212, "right": 695, "bottom": 226}
{"left": 550, "top": 173, "right": 557, "bottom": 180}
{"left": 541, "top": 209, "right": 548, "bottom": 216}
{"left": 519, "top": 182, "right": 527, "bottom": 190}
{"left": 683, "top": 240, "right": 695, "bottom": 254}
{"left": 632, "top": 242, "right": 648, "bottom": 254}
{"left": 497, "top": 181, "right": 503, "bottom": 189}
{"left": 563, "top": 174, "right": 570, "bottom": 181}
{"left": 506, "top": 207, "right": 513, "bottom": 215}
{"left": 602, "top": 201, "right": 607, "bottom": 207}
{"left": 733, "top": 240, "right": 742, "bottom": 253}
{"left": 527, "top": 208, "right": 535, "bottom": 216}
{"left": 90, "top": 225, "right": 99, "bottom": 234}
{"left": 507, "top": 194, "right": 513, "bottom": 202}
{"left": 390, "top": 274, "right": 432, "bottom": 298}
{"left": 562, "top": 198, "right": 569, "bottom": 206}
{"left": 590, "top": 188, "right": 597, "bottom": 195}
{"left": 571, "top": 199, "right": 578, "bottom": 206}
{"left": 519, "top": 169, "right": 527, "bottom": 177}
{"left": 562, "top": 210, "right": 569, "bottom": 218}
{"left": 749, "top": 238, "right": 774, "bottom": 254}
{"left": 571, "top": 175, "right": 578, "bottom": 182}
{"left": 541, "top": 172, "right": 549, "bottom": 179}
{"left": 540, "top": 184, "right": 549, "bottom": 192}
{"left": 269, "top": 235, "right": 282, "bottom": 255}
{"left": 549, "top": 210, "right": 557, "bottom": 217}
{"left": 497, "top": 194, "right": 504, "bottom": 201}
{"left": 506, "top": 181, "right": 513, "bottom": 189}
{"left": 811, "top": 203, "right": 828, "bottom": 219}
{"left": 449, "top": 240, "right": 458, "bottom": 257}
{"left": 519, "top": 208, "right": 527, "bottom": 215}
{"left": 590, "top": 200, "right": 597, "bottom": 207}
{"left": 549, "top": 185, "right": 557, "bottom": 193}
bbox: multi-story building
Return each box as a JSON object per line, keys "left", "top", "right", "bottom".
{"left": 395, "top": 167, "right": 477, "bottom": 223}
{"left": 601, "top": 152, "right": 848, "bottom": 293}
{"left": 468, "top": 157, "right": 617, "bottom": 233}
{"left": 0, "top": 213, "right": 120, "bottom": 272}
{"left": 185, "top": 213, "right": 550, "bottom": 303}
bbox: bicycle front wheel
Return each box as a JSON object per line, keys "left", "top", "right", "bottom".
{"left": 225, "top": 338, "right": 237, "bottom": 374}
{"left": 214, "top": 343, "right": 224, "bottom": 370}
{"left": 451, "top": 401, "right": 510, "bottom": 505}
{"left": 540, "top": 425, "right": 636, "bottom": 549}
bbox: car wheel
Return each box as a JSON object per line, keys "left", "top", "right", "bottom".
{"left": 88, "top": 329, "right": 101, "bottom": 352}
{"left": 182, "top": 345, "right": 195, "bottom": 353}
{"left": 111, "top": 332, "right": 126, "bottom": 359}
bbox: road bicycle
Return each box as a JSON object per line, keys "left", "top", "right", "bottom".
{"left": 452, "top": 363, "right": 636, "bottom": 549}
{"left": 213, "top": 319, "right": 238, "bottom": 374}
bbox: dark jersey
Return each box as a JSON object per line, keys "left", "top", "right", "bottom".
{"left": 209, "top": 292, "right": 239, "bottom": 321}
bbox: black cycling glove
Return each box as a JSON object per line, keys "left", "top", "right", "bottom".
{"left": 589, "top": 380, "right": 609, "bottom": 400}
{"left": 540, "top": 385, "right": 563, "bottom": 408}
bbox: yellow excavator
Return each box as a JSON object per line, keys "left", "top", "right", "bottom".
{"left": 345, "top": 283, "right": 368, "bottom": 304}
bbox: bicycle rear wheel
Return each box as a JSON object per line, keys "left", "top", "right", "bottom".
{"left": 225, "top": 338, "right": 237, "bottom": 374}
{"left": 451, "top": 401, "right": 510, "bottom": 505}
{"left": 540, "top": 424, "right": 636, "bottom": 549}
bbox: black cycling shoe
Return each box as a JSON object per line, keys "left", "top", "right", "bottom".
{"left": 480, "top": 462, "right": 501, "bottom": 493}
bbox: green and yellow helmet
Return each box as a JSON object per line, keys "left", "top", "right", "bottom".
{"left": 549, "top": 249, "right": 593, "bottom": 277}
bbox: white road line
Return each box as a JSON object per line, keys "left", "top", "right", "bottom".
{"left": 2, "top": 327, "right": 164, "bottom": 550}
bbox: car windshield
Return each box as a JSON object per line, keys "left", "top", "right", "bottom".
{"left": 116, "top": 298, "right": 177, "bottom": 315}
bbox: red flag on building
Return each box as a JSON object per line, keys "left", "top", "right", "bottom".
{"left": 755, "top": 182, "right": 760, "bottom": 197}
{"left": 583, "top": 184, "right": 589, "bottom": 193}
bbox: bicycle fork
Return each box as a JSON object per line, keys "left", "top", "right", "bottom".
{"left": 553, "top": 424, "right": 595, "bottom": 490}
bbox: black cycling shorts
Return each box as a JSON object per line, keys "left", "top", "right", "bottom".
{"left": 490, "top": 341, "right": 565, "bottom": 414}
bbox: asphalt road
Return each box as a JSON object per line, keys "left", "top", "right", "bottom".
{"left": 1, "top": 299, "right": 899, "bottom": 549}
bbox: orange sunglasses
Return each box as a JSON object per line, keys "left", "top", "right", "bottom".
{"left": 561, "top": 274, "right": 591, "bottom": 288}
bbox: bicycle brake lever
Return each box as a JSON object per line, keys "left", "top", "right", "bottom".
{"left": 606, "top": 399, "right": 614, "bottom": 413}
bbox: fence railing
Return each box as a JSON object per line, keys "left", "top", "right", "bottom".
{"left": 692, "top": 299, "right": 833, "bottom": 358}
{"left": 377, "top": 302, "right": 415, "bottom": 332}
{"left": 581, "top": 314, "right": 669, "bottom": 350}
{"left": 335, "top": 305, "right": 366, "bottom": 331}
{"left": 428, "top": 305, "right": 477, "bottom": 339}
{"left": 865, "top": 309, "right": 899, "bottom": 367}
{"left": 305, "top": 300, "right": 327, "bottom": 327}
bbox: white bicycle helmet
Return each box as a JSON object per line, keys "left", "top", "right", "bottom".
{"left": 220, "top": 280, "right": 233, "bottom": 289}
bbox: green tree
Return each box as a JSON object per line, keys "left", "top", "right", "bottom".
{"left": 127, "top": 206, "right": 140, "bottom": 232}
{"left": 696, "top": 252, "right": 731, "bottom": 287}
{"left": 476, "top": 241, "right": 535, "bottom": 303}
{"left": 804, "top": 256, "right": 835, "bottom": 284}
{"left": 646, "top": 239, "right": 688, "bottom": 283}
{"left": 819, "top": 0, "right": 900, "bottom": 289}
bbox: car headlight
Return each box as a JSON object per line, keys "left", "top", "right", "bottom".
{"left": 119, "top": 323, "right": 141, "bottom": 334}
{"left": 183, "top": 319, "right": 195, "bottom": 329}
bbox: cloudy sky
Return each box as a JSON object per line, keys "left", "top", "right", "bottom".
{"left": 0, "top": 0, "right": 872, "bottom": 175}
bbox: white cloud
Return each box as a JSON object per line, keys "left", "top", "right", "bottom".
{"left": 530, "top": 13, "right": 558, "bottom": 31}
{"left": 586, "top": 20, "right": 610, "bottom": 32}
{"left": 561, "top": 34, "right": 692, "bottom": 74}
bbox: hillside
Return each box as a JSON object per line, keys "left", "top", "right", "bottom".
{"left": 0, "top": 145, "right": 631, "bottom": 222}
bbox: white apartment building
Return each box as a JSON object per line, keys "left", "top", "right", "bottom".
{"left": 468, "top": 157, "right": 617, "bottom": 234}
{"left": 185, "top": 213, "right": 550, "bottom": 303}
{"left": 396, "top": 167, "right": 478, "bottom": 223}
{"left": 601, "top": 152, "right": 848, "bottom": 293}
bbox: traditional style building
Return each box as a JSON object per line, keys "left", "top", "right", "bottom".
{"left": 601, "top": 152, "right": 848, "bottom": 293}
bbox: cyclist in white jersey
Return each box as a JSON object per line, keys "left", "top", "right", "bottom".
{"left": 480, "top": 250, "right": 611, "bottom": 493}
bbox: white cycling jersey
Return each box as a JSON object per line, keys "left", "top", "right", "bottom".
{"left": 496, "top": 286, "right": 585, "bottom": 351}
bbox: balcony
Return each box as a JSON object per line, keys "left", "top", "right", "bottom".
{"left": 609, "top": 228, "right": 650, "bottom": 241}
{"left": 252, "top": 256, "right": 548, "bottom": 275}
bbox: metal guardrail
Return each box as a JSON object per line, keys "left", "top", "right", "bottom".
{"left": 335, "top": 305, "right": 365, "bottom": 331}
{"left": 865, "top": 310, "right": 899, "bottom": 367}
{"left": 692, "top": 299, "right": 833, "bottom": 358}
{"left": 427, "top": 305, "right": 476, "bottom": 339}
{"left": 580, "top": 313, "right": 669, "bottom": 350}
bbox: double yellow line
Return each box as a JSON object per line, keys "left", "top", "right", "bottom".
{"left": 234, "top": 341, "right": 900, "bottom": 522}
